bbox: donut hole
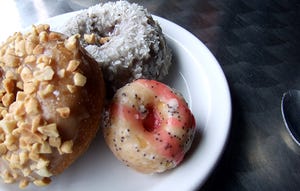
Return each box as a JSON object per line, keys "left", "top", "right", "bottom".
{"left": 142, "top": 105, "right": 161, "bottom": 132}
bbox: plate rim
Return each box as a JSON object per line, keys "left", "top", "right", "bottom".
{"left": 152, "top": 15, "right": 232, "bottom": 190}
{"left": 41, "top": 11, "right": 232, "bottom": 191}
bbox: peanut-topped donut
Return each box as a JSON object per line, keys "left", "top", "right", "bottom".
{"left": 0, "top": 24, "right": 105, "bottom": 188}
{"left": 61, "top": 1, "right": 172, "bottom": 95}
{"left": 103, "top": 79, "right": 195, "bottom": 173}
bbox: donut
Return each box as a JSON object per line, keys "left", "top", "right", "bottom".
{"left": 0, "top": 24, "right": 105, "bottom": 188}
{"left": 61, "top": 1, "right": 172, "bottom": 95}
{"left": 103, "top": 79, "right": 195, "bottom": 173}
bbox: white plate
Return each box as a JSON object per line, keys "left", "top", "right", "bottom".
{"left": 0, "top": 12, "right": 231, "bottom": 191}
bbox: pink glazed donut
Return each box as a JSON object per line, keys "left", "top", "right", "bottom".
{"left": 103, "top": 79, "right": 195, "bottom": 173}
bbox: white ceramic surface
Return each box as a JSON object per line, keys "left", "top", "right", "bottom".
{"left": 0, "top": 12, "right": 231, "bottom": 191}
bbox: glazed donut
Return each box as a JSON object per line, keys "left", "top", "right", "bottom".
{"left": 61, "top": 1, "right": 172, "bottom": 95}
{"left": 0, "top": 24, "right": 105, "bottom": 188}
{"left": 103, "top": 79, "right": 195, "bottom": 173}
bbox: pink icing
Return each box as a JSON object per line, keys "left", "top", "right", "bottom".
{"left": 111, "top": 79, "right": 195, "bottom": 164}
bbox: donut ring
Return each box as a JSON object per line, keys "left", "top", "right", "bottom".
{"left": 0, "top": 25, "right": 105, "bottom": 188}
{"left": 62, "top": 1, "right": 172, "bottom": 95}
{"left": 103, "top": 79, "right": 195, "bottom": 173}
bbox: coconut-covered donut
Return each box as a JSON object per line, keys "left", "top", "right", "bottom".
{"left": 103, "top": 79, "right": 195, "bottom": 173}
{"left": 0, "top": 24, "right": 105, "bottom": 188}
{"left": 61, "top": 0, "right": 172, "bottom": 95}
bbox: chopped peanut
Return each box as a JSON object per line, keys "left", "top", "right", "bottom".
{"left": 0, "top": 143, "right": 7, "bottom": 155}
{"left": 73, "top": 72, "right": 87, "bottom": 86}
{"left": 39, "top": 31, "right": 48, "bottom": 42}
{"left": 3, "top": 53, "right": 19, "bottom": 67}
{"left": 57, "top": 69, "right": 66, "bottom": 78}
{"left": 37, "top": 123, "right": 59, "bottom": 138}
{"left": 49, "top": 137, "right": 61, "bottom": 148}
{"left": 24, "top": 55, "right": 36, "bottom": 64}
{"left": 36, "top": 168, "right": 52, "bottom": 178}
{"left": 19, "top": 179, "right": 29, "bottom": 189}
{"left": 61, "top": 140, "right": 73, "bottom": 154}
{"left": 56, "top": 107, "right": 70, "bottom": 118}
{"left": 67, "top": 60, "right": 80, "bottom": 72}
{"left": 3, "top": 79, "right": 15, "bottom": 93}
{"left": 84, "top": 33, "right": 96, "bottom": 44}
{"left": 33, "top": 66, "right": 54, "bottom": 81}
{"left": 67, "top": 84, "right": 77, "bottom": 93}
{"left": 19, "top": 151, "right": 29, "bottom": 165}
{"left": 39, "top": 142, "right": 52, "bottom": 154}
{"left": 5, "top": 71, "right": 15, "bottom": 79}
{"left": 0, "top": 24, "right": 84, "bottom": 187}
{"left": 20, "top": 67, "right": 33, "bottom": 83}
{"left": 23, "top": 82, "right": 37, "bottom": 94}
{"left": 25, "top": 39, "right": 38, "bottom": 55}
{"left": 2, "top": 93, "right": 14, "bottom": 107}
{"left": 15, "top": 39, "right": 26, "bottom": 57}
{"left": 32, "top": 44, "right": 44, "bottom": 55}
{"left": 33, "top": 178, "right": 51, "bottom": 186}
{"left": 48, "top": 32, "right": 61, "bottom": 40}
{"left": 99, "top": 36, "right": 110, "bottom": 45}
{"left": 25, "top": 98, "right": 39, "bottom": 115}
{"left": 64, "top": 34, "right": 80, "bottom": 51}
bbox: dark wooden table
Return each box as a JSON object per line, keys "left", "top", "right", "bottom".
{"left": 0, "top": 0, "right": 300, "bottom": 190}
